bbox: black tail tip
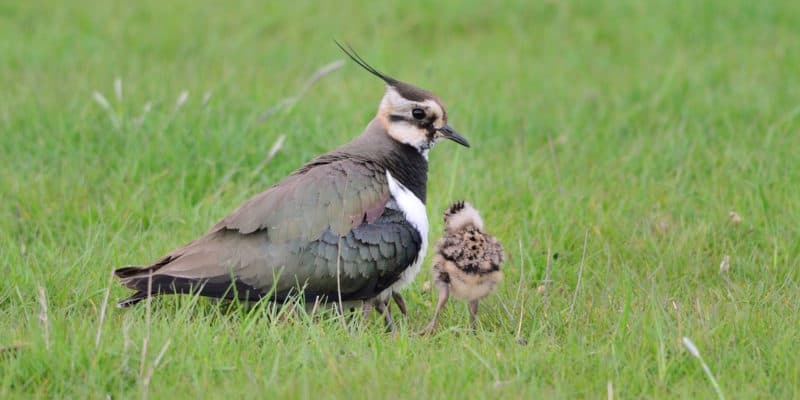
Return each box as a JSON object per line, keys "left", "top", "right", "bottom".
{"left": 114, "top": 266, "right": 144, "bottom": 279}
{"left": 116, "top": 291, "right": 148, "bottom": 308}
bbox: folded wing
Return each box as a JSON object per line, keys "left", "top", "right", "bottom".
{"left": 116, "top": 158, "right": 423, "bottom": 305}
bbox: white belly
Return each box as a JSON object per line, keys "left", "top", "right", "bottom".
{"left": 379, "top": 170, "right": 428, "bottom": 301}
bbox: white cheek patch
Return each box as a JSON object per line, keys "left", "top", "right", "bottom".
{"left": 379, "top": 86, "right": 447, "bottom": 150}
{"left": 387, "top": 122, "right": 429, "bottom": 148}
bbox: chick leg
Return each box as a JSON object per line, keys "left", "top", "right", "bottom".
{"left": 421, "top": 280, "right": 449, "bottom": 335}
{"left": 468, "top": 300, "right": 479, "bottom": 332}
{"left": 391, "top": 292, "right": 408, "bottom": 317}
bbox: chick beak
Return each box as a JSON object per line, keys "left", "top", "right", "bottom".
{"left": 438, "top": 124, "right": 470, "bottom": 147}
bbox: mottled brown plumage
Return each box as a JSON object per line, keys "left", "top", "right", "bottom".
{"left": 422, "top": 201, "right": 504, "bottom": 334}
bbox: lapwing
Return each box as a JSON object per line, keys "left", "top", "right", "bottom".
{"left": 114, "top": 43, "right": 470, "bottom": 330}
{"left": 422, "top": 201, "right": 504, "bottom": 334}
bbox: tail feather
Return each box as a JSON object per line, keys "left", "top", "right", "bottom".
{"left": 114, "top": 265, "right": 152, "bottom": 278}
{"left": 114, "top": 269, "right": 266, "bottom": 307}
{"left": 116, "top": 290, "right": 149, "bottom": 308}
{"left": 115, "top": 255, "right": 176, "bottom": 278}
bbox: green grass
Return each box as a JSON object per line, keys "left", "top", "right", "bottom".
{"left": 2, "top": 0, "right": 800, "bottom": 398}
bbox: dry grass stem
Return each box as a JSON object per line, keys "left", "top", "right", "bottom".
{"left": 682, "top": 336, "right": 726, "bottom": 400}
{"left": 142, "top": 340, "right": 172, "bottom": 400}
{"left": 114, "top": 77, "right": 123, "bottom": 102}
{"left": 257, "top": 59, "right": 344, "bottom": 122}
{"left": 719, "top": 254, "right": 730, "bottom": 274}
{"left": 569, "top": 230, "right": 590, "bottom": 318}
{"left": 95, "top": 269, "right": 115, "bottom": 348}
{"left": 249, "top": 134, "right": 287, "bottom": 180}
{"left": 174, "top": 91, "right": 189, "bottom": 111}
{"left": 37, "top": 285, "right": 50, "bottom": 351}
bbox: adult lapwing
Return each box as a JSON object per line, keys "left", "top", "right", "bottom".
{"left": 422, "top": 201, "right": 504, "bottom": 334}
{"left": 114, "top": 43, "right": 470, "bottom": 329}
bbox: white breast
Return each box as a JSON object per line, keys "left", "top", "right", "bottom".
{"left": 381, "top": 170, "right": 428, "bottom": 300}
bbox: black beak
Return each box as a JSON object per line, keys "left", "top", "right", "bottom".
{"left": 438, "top": 124, "right": 470, "bottom": 148}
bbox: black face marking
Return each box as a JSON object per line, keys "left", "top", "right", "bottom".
{"left": 389, "top": 112, "right": 436, "bottom": 138}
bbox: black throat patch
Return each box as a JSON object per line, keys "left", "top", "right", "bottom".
{"left": 380, "top": 140, "right": 428, "bottom": 203}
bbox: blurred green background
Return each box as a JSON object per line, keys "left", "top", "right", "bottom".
{"left": 2, "top": 1, "right": 799, "bottom": 398}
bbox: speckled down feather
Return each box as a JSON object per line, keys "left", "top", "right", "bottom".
{"left": 436, "top": 225, "right": 504, "bottom": 275}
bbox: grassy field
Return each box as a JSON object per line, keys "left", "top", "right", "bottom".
{"left": 2, "top": 0, "right": 800, "bottom": 398}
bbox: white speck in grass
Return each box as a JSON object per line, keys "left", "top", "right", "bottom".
{"left": 421, "top": 280, "right": 431, "bottom": 293}
{"left": 92, "top": 91, "right": 120, "bottom": 129}
{"left": 142, "top": 339, "right": 172, "bottom": 397}
{"left": 37, "top": 285, "right": 50, "bottom": 351}
{"left": 257, "top": 59, "right": 344, "bottom": 123}
{"left": 682, "top": 336, "right": 726, "bottom": 400}
{"left": 95, "top": 269, "right": 114, "bottom": 348}
{"left": 719, "top": 254, "right": 730, "bottom": 274}
{"left": 247, "top": 135, "right": 288, "bottom": 182}
{"left": 202, "top": 91, "right": 212, "bottom": 106}
{"left": 134, "top": 102, "right": 153, "bottom": 128}
{"left": 114, "top": 77, "right": 123, "bottom": 102}
{"left": 267, "top": 135, "right": 286, "bottom": 160}
{"left": 729, "top": 211, "right": 742, "bottom": 225}
{"left": 92, "top": 91, "right": 112, "bottom": 111}
{"left": 175, "top": 90, "right": 189, "bottom": 111}
{"left": 121, "top": 318, "right": 132, "bottom": 374}
{"left": 682, "top": 336, "right": 700, "bottom": 358}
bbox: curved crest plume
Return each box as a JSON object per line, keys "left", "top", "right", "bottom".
{"left": 334, "top": 41, "right": 398, "bottom": 85}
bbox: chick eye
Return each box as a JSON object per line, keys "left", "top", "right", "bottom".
{"left": 411, "top": 108, "right": 426, "bottom": 120}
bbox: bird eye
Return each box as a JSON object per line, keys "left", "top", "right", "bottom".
{"left": 411, "top": 108, "right": 426, "bottom": 120}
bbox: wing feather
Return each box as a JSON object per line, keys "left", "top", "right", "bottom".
{"left": 213, "top": 158, "right": 390, "bottom": 240}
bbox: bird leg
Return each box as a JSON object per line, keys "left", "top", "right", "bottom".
{"left": 421, "top": 280, "right": 449, "bottom": 335}
{"left": 468, "top": 300, "right": 479, "bottom": 332}
{"left": 361, "top": 301, "right": 373, "bottom": 320}
{"left": 374, "top": 300, "right": 395, "bottom": 333}
{"left": 391, "top": 291, "right": 408, "bottom": 317}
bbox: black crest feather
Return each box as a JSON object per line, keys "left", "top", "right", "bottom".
{"left": 445, "top": 201, "right": 466, "bottom": 217}
{"left": 335, "top": 41, "right": 398, "bottom": 85}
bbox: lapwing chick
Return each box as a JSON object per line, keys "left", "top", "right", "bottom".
{"left": 422, "top": 202, "right": 504, "bottom": 334}
{"left": 113, "top": 43, "right": 470, "bottom": 331}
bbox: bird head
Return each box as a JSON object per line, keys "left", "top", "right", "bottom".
{"left": 443, "top": 201, "right": 484, "bottom": 232}
{"left": 336, "top": 42, "right": 470, "bottom": 155}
